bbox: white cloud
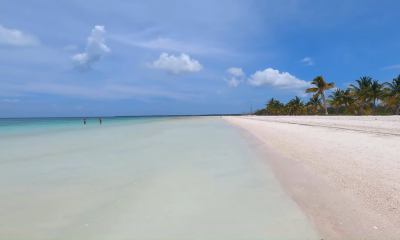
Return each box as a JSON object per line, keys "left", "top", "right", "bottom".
{"left": 0, "top": 24, "right": 40, "bottom": 47}
{"left": 295, "top": 90, "right": 308, "bottom": 98}
{"left": 2, "top": 99, "right": 20, "bottom": 103}
{"left": 65, "top": 44, "right": 77, "bottom": 51}
{"left": 111, "top": 36, "right": 227, "bottom": 56}
{"left": 150, "top": 53, "right": 203, "bottom": 74}
{"left": 381, "top": 64, "right": 400, "bottom": 70}
{"left": 72, "top": 25, "right": 110, "bottom": 71}
{"left": 227, "top": 67, "right": 245, "bottom": 77}
{"left": 248, "top": 68, "right": 310, "bottom": 89}
{"left": 224, "top": 67, "right": 245, "bottom": 87}
{"left": 301, "top": 57, "right": 314, "bottom": 66}
{"left": 224, "top": 77, "right": 241, "bottom": 87}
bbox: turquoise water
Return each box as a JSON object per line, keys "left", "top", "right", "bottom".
{"left": 0, "top": 116, "right": 179, "bottom": 137}
{"left": 0, "top": 117, "right": 319, "bottom": 238}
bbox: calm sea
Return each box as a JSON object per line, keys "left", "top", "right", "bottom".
{"left": 0, "top": 116, "right": 318, "bottom": 238}
{"left": 0, "top": 116, "right": 180, "bottom": 136}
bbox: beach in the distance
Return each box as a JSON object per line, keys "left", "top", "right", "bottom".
{"left": 0, "top": 117, "right": 318, "bottom": 239}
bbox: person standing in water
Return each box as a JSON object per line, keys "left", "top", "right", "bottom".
{"left": 99, "top": 118, "right": 102, "bottom": 125}
{"left": 83, "top": 119, "right": 86, "bottom": 124}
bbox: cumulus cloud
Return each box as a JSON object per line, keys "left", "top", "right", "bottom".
{"left": 248, "top": 68, "right": 310, "bottom": 89}
{"left": 301, "top": 57, "right": 314, "bottom": 66}
{"left": 226, "top": 67, "right": 245, "bottom": 77}
{"left": 0, "top": 24, "right": 40, "bottom": 47}
{"left": 150, "top": 53, "right": 203, "bottom": 74}
{"left": 224, "top": 67, "right": 245, "bottom": 87}
{"left": 224, "top": 77, "right": 242, "bottom": 87}
{"left": 2, "top": 99, "right": 20, "bottom": 103}
{"left": 72, "top": 25, "right": 110, "bottom": 71}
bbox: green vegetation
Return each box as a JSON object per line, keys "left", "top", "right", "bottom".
{"left": 253, "top": 74, "right": 400, "bottom": 116}
{"left": 305, "top": 76, "right": 335, "bottom": 115}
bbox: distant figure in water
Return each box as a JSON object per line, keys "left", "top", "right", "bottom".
{"left": 83, "top": 119, "right": 86, "bottom": 124}
{"left": 99, "top": 118, "right": 102, "bottom": 125}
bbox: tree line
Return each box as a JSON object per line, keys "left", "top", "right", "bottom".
{"left": 254, "top": 74, "right": 400, "bottom": 116}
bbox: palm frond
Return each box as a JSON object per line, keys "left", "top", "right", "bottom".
{"left": 305, "top": 88, "right": 319, "bottom": 93}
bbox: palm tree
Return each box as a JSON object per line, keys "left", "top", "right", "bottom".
{"left": 349, "top": 76, "right": 372, "bottom": 115}
{"left": 265, "top": 98, "right": 275, "bottom": 115}
{"left": 328, "top": 88, "right": 343, "bottom": 115}
{"left": 276, "top": 102, "right": 285, "bottom": 115}
{"left": 307, "top": 97, "right": 323, "bottom": 115}
{"left": 305, "top": 103, "right": 314, "bottom": 115}
{"left": 290, "top": 96, "right": 305, "bottom": 115}
{"left": 341, "top": 89, "right": 358, "bottom": 114}
{"left": 266, "top": 99, "right": 282, "bottom": 115}
{"left": 286, "top": 99, "right": 295, "bottom": 115}
{"left": 306, "top": 76, "right": 335, "bottom": 115}
{"left": 361, "top": 80, "right": 385, "bottom": 115}
{"left": 382, "top": 75, "right": 400, "bottom": 115}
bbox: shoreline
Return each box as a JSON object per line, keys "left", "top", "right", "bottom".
{"left": 224, "top": 115, "right": 400, "bottom": 239}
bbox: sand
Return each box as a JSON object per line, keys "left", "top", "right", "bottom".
{"left": 224, "top": 115, "right": 400, "bottom": 239}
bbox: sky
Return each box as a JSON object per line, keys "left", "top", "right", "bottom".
{"left": 1, "top": 0, "right": 400, "bottom": 117}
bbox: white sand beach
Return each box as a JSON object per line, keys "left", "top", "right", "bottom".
{"left": 224, "top": 115, "right": 400, "bottom": 239}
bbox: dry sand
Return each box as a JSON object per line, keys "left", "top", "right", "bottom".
{"left": 224, "top": 115, "right": 400, "bottom": 239}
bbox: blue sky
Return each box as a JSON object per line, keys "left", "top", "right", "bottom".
{"left": 1, "top": 0, "right": 400, "bottom": 117}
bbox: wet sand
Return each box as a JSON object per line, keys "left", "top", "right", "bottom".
{"left": 224, "top": 115, "right": 400, "bottom": 239}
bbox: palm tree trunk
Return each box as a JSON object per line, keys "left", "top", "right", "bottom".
{"left": 372, "top": 99, "right": 376, "bottom": 115}
{"left": 396, "top": 104, "right": 400, "bottom": 115}
{"left": 336, "top": 106, "right": 338, "bottom": 115}
{"left": 359, "top": 102, "right": 363, "bottom": 116}
{"left": 321, "top": 92, "right": 328, "bottom": 115}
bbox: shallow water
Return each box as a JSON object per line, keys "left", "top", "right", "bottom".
{"left": 0, "top": 116, "right": 176, "bottom": 137}
{"left": 0, "top": 117, "right": 319, "bottom": 239}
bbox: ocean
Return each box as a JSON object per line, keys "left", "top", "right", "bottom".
{"left": 0, "top": 116, "right": 176, "bottom": 137}
{"left": 0, "top": 116, "right": 318, "bottom": 239}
